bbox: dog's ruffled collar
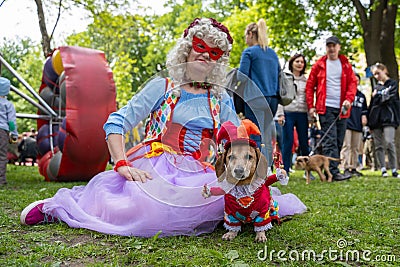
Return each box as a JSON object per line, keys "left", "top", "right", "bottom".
{"left": 226, "top": 177, "right": 266, "bottom": 198}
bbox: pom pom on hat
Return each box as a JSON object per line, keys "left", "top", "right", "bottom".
{"left": 217, "top": 119, "right": 261, "bottom": 149}
{"left": 0, "top": 77, "right": 10, "bottom": 96}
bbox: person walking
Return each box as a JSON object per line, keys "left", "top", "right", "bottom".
{"left": 305, "top": 36, "right": 357, "bottom": 181}
{"left": 341, "top": 73, "right": 368, "bottom": 177}
{"left": 238, "top": 18, "right": 280, "bottom": 169}
{"left": 277, "top": 54, "right": 310, "bottom": 175}
{"left": 368, "top": 63, "right": 400, "bottom": 178}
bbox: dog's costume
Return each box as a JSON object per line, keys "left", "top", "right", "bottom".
{"left": 205, "top": 120, "right": 286, "bottom": 232}
{"left": 211, "top": 173, "right": 282, "bottom": 232}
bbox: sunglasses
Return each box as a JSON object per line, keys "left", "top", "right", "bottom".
{"left": 192, "top": 36, "right": 224, "bottom": 61}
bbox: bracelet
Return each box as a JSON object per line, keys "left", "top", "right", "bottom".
{"left": 113, "top": 159, "right": 132, "bottom": 172}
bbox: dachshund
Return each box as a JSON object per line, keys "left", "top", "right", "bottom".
{"left": 203, "top": 143, "right": 285, "bottom": 242}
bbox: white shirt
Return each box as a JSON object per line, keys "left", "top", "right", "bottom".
{"left": 325, "top": 59, "right": 342, "bottom": 108}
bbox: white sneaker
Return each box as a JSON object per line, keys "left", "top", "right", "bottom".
{"left": 289, "top": 168, "right": 295, "bottom": 173}
{"left": 382, "top": 171, "right": 388, "bottom": 177}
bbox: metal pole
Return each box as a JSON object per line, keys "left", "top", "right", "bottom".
{"left": 10, "top": 85, "right": 54, "bottom": 116}
{"left": 16, "top": 113, "right": 52, "bottom": 120}
{"left": 0, "top": 54, "right": 58, "bottom": 117}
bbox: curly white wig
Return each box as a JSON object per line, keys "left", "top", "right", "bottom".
{"left": 165, "top": 18, "right": 232, "bottom": 98}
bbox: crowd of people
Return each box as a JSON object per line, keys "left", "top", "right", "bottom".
{"left": 266, "top": 36, "right": 400, "bottom": 180}
{"left": 233, "top": 21, "right": 398, "bottom": 182}
{"left": 7, "top": 129, "right": 38, "bottom": 166}
{"left": 0, "top": 17, "right": 398, "bottom": 239}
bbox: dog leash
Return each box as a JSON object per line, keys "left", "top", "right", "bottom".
{"left": 309, "top": 106, "right": 347, "bottom": 156}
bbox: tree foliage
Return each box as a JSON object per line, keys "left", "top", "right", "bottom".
{"left": 2, "top": 0, "right": 399, "bottom": 120}
{"left": 66, "top": 11, "right": 152, "bottom": 105}
{"left": 307, "top": 0, "right": 399, "bottom": 80}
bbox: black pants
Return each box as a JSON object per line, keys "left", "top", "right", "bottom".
{"left": 319, "top": 107, "right": 347, "bottom": 175}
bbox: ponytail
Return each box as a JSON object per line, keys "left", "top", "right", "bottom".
{"left": 257, "top": 19, "right": 268, "bottom": 50}
{"left": 245, "top": 19, "right": 269, "bottom": 50}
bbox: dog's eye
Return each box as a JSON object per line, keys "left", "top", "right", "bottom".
{"left": 227, "top": 155, "right": 235, "bottom": 161}
{"left": 245, "top": 154, "right": 253, "bottom": 160}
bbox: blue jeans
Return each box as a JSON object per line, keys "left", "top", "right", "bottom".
{"left": 275, "top": 121, "right": 283, "bottom": 153}
{"left": 319, "top": 107, "right": 347, "bottom": 175}
{"left": 282, "top": 112, "right": 309, "bottom": 173}
{"left": 244, "top": 96, "right": 279, "bottom": 166}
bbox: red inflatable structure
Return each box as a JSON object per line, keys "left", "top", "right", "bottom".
{"left": 36, "top": 46, "right": 116, "bottom": 181}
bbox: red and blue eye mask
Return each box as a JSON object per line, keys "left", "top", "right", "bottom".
{"left": 192, "top": 36, "right": 224, "bottom": 61}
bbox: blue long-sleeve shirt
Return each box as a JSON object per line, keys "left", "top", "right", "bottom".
{"left": 238, "top": 45, "right": 280, "bottom": 100}
{"left": 103, "top": 77, "right": 240, "bottom": 147}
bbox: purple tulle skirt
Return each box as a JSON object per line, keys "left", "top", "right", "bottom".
{"left": 43, "top": 145, "right": 307, "bottom": 237}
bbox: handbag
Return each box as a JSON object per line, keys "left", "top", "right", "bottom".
{"left": 278, "top": 63, "right": 297, "bottom": 106}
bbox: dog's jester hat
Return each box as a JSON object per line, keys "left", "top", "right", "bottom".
{"left": 216, "top": 119, "right": 261, "bottom": 150}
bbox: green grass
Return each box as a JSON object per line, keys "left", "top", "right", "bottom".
{"left": 1, "top": 164, "right": 399, "bottom": 266}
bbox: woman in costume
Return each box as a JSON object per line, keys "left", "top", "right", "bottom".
{"left": 20, "top": 18, "right": 306, "bottom": 237}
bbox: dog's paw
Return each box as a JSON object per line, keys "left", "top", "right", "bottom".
{"left": 222, "top": 231, "right": 238, "bottom": 241}
{"left": 255, "top": 231, "right": 267, "bottom": 242}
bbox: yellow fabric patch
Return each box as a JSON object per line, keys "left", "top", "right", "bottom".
{"left": 144, "top": 142, "right": 177, "bottom": 158}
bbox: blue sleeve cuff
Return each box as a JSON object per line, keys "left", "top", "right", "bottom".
{"left": 104, "top": 123, "right": 124, "bottom": 140}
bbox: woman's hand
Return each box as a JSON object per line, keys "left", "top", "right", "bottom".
{"left": 116, "top": 166, "right": 152, "bottom": 183}
{"left": 106, "top": 134, "right": 151, "bottom": 182}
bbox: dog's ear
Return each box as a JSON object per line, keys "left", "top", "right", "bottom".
{"left": 215, "top": 151, "right": 227, "bottom": 182}
{"left": 304, "top": 156, "right": 310, "bottom": 162}
{"left": 255, "top": 148, "right": 268, "bottom": 179}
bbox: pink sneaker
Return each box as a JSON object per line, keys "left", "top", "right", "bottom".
{"left": 20, "top": 200, "right": 59, "bottom": 225}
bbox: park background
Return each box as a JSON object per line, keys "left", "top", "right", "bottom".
{"left": 1, "top": 0, "right": 399, "bottom": 132}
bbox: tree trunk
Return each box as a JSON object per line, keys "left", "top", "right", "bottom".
{"left": 34, "top": 0, "right": 52, "bottom": 58}
{"left": 355, "top": 0, "right": 398, "bottom": 80}
{"left": 380, "top": 4, "right": 398, "bottom": 81}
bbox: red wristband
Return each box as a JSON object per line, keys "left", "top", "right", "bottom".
{"left": 113, "top": 160, "right": 132, "bottom": 172}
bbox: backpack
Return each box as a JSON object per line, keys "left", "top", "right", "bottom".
{"left": 278, "top": 64, "right": 297, "bottom": 106}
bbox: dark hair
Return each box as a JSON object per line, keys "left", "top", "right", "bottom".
{"left": 288, "top": 54, "right": 307, "bottom": 76}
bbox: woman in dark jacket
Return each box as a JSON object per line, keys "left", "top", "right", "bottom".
{"left": 368, "top": 63, "right": 400, "bottom": 177}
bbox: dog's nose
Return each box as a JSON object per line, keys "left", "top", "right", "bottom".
{"left": 234, "top": 167, "right": 245, "bottom": 177}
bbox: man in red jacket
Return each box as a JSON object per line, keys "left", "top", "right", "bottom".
{"left": 306, "top": 36, "right": 357, "bottom": 181}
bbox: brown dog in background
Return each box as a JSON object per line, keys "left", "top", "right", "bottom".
{"left": 295, "top": 155, "right": 341, "bottom": 184}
